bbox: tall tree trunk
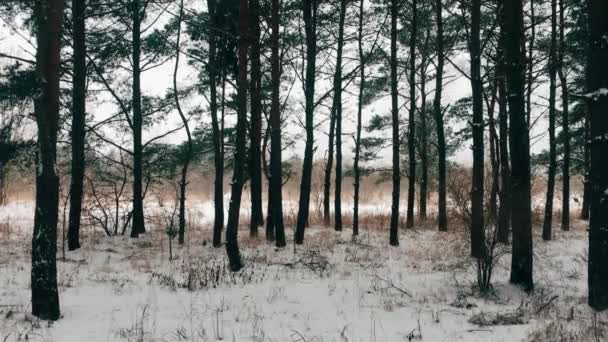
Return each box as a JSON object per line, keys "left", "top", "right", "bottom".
{"left": 174, "top": 0, "right": 191, "bottom": 246}
{"left": 353, "top": 0, "right": 365, "bottom": 237}
{"left": 249, "top": 0, "right": 264, "bottom": 236}
{"left": 558, "top": 0, "right": 570, "bottom": 231}
{"left": 130, "top": 0, "right": 146, "bottom": 238}
{"left": 470, "top": 0, "right": 485, "bottom": 259}
{"left": 433, "top": 0, "right": 447, "bottom": 232}
{"left": 334, "top": 0, "right": 347, "bottom": 232}
{"left": 225, "top": 0, "right": 248, "bottom": 271}
{"left": 389, "top": 0, "right": 400, "bottom": 246}
{"left": 504, "top": 0, "right": 534, "bottom": 291}
{"left": 526, "top": 0, "right": 535, "bottom": 127}
{"left": 543, "top": 0, "right": 558, "bottom": 241}
{"left": 67, "top": 0, "right": 86, "bottom": 251}
{"left": 406, "top": 0, "right": 417, "bottom": 229}
{"left": 295, "top": 0, "right": 318, "bottom": 244}
{"left": 497, "top": 4, "right": 511, "bottom": 243}
{"left": 581, "top": 107, "right": 590, "bottom": 220}
{"left": 419, "top": 64, "right": 428, "bottom": 221}
{"left": 32, "top": 0, "right": 64, "bottom": 320}
{"left": 587, "top": 0, "right": 608, "bottom": 311}
{"left": 322, "top": 102, "right": 336, "bottom": 225}
{"left": 269, "top": 0, "right": 286, "bottom": 247}
{"left": 208, "top": 0, "right": 224, "bottom": 247}
{"left": 488, "top": 91, "right": 500, "bottom": 222}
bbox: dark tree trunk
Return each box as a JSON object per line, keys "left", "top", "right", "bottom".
{"left": 225, "top": 0, "right": 249, "bottom": 271}
{"left": 504, "top": 0, "right": 534, "bottom": 291}
{"left": 419, "top": 66, "right": 428, "bottom": 221}
{"left": 470, "top": 0, "right": 485, "bottom": 259}
{"left": 334, "top": 0, "right": 347, "bottom": 232}
{"left": 249, "top": 0, "right": 264, "bottom": 236}
{"left": 433, "top": 0, "right": 447, "bottom": 232}
{"left": 497, "top": 4, "right": 511, "bottom": 243}
{"left": 174, "top": 0, "right": 191, "bottom": 246}
{"left": 558, "top": 0, "right": 570, "bottom": 231}
{"left": 542, "top": 0, "right": 558, "bottom": 241}
{"left": 488, "top": 91, "right": 500, "bottom": 222}
{"left": 322, "top": 102, "right": 336, "bottom": 226}
{"left": 353, "top": 0, "right": 365, "bottom": 237}
{"left": 130, "top": 0, "right": 146, "bottom": 238}
{"left": 67, "top": 0, "right": 86, "bottom": 251}
{"left": 581, "top": 107, "right": 590, "bottom": 220}
{"left": 526, "top": 0, "right": 535, "bottom": 127}
{"left": 295, "top": 0, "right": 318, "bottom": 245}
{"left": 389, "top": 0, "right": 400, "bottom": 246}
{"left": 406, "top": 0, "right": 417, "bottom": 229}
{"left": 208, "top": 0, "right": 224, "bottom": 247}
{"left": 269, "top": 0, "right": 286, "bottom": 247}
{"left": 587, "top": 0, "right": 608, "bottom": 311}
{"left": 32, "top": 0, "right": 64, "bottom": 320}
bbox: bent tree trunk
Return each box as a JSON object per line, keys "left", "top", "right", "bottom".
{"left": 587, "top": 0, "right": 608, "bottom": 311}
{"left": 504, "top": 0, "right": 534, "bottom": 291}
{"left": 32, "top": 0, "right": 64, "bottom": 320}
{"left": 68, "top": 0, "right": 86, "bottom": 251}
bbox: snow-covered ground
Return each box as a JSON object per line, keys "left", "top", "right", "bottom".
{"left": 0, "top": 203, "right": 605, "bottom": 342}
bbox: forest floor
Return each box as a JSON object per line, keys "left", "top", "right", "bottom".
{"left": 0, "top": 201, "right": 606, "bottom": 342}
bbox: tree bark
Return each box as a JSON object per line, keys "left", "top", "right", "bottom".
{"left": 67, "top": 0, "right": 86, "bottom": 251}
{"left": 542, "top": 0, "right": 558, "bottom": 241}
{"left": 433, "top": 0, "right": 447, "bottom": 232}
{"left": 353, "top": 0, "right": 365, "bottom": 237}
{"left": 249, "top": 0, "right": 264, "bottom": 236}
{"left": 419, "top": 63, "right": 428, "bottom": 222}
{"left": 269, "top": 0, "right": 286, "bottom": 247}
{"left": 504, "top": 0, "right": 534, "bottom": 291}
{"left": 334, "top": 0, "right": 347, "bottom": 232}
{"left": 208, "top": 0, "right": 224, "bottom": 248}
{"left": 558, "top": 0, "right": 570, "bottom": 231}
{"left": 497, "top": 3, "right": 511, "bottom": 243}
{"left": 224, "top": 0, "right": 249, "bottom": 271}
{"left": 295, "top": 0, "right": 318, "bottom": 245}
{"left": 587, "top": 0, "right": 608, "bottom": 311}
{"left": 470, "top": 0, "right": 485, "bottom": 259}
{"left": 32, "top": 0, "right": 64, "bottom": 320}
{"left": 406, "top": 0, "right": 417, "bottom": 229}
{"left": 130, "top": 0, "right": 146, "bottom": 238}
{"left": 389, "top": 0, "right": 400, "bottom": 246}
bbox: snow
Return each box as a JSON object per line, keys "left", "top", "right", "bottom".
{"left": 0, "top": 201, "right": 606, "bottom": 341}
{"left": 581, "top": 88, "right": 608, "bottom": 100}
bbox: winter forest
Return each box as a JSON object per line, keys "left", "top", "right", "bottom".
{"left": 0, "top": 0, "right": 607, "bottom": 340}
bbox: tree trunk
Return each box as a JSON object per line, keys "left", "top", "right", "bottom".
{"left": 581, "top": 106, "right": 590, "bottom": 220}
{"left": 174, "top": 0, "right": 191, "bottom": 246}
{"left": 419, "top": 64, "right": 428, "bottom": 222}
{"left": 488, "top": 91, "right": 500, "bottom": 223}
{"left": 32, "top": 0, "right": 64, "bottom": 320}
{"left": 322, "top": 103, "right": 336, "bottom": 225}
{"left": 130, "top": 0, "right": 146, "bottom": 238}
{"left": 587, "top": 0, "right": 608, "bottom": 311}
{"left": 526, "top": 0, "right": 535, "bottom": 127}
{"left": 269, "top": 0, "right": 286, "bottom": 247}
{"left": 497, "top": 4, "right": 511, "bottom": 243}
{"left": 295, "top": 0, "right": 318, "bottom": 245}
{"left": 433, "top": 0, "right": 447, "bottom": 232}
{"left": 504, "top": 0, "right": 534, "bottom": 291}
{"left": 208, "top": 0, "right": 224, "bottom": 248}
{"left": 249, "top": 0, "right": 264, "bottom": 236}
{"left": 224, "top": 0, "right": 248, "bottom": 271}
{"left": 334, "top": 0, "right": 347, "bottom": 232}
{"left": 470, "top": 0, "right": 485, "bottom": 259}
{"left": 353, "top": 0, "right": 365, "bottom": 237}
{"left": 389, "top": 0, "right": 400, "bottom": 246}
{"left": 542, "top": 0, "right": 558, "bottom": 241}
{"left": 558, "top": 0, "right": 570, "bottom": 231}
{"left": 406, "top": 0, "right": 417, "bottom": 229}
{"left": 67, "top": 0, "right": 86, "bottom": 251}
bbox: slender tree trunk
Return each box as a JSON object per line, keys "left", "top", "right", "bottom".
{"left": 587, "top": 0, "right": 608, "bottom": 311}
{"left": 322, "top": 104, "right": 336, "bottom": 225}
{"left": 434, "top": 0, "right": 447, "bottom": 232}
{"left": 558, "top": 0, "right": 570, "bottom": 231}
{"left": 67, "top": 0, "right": 86, "bottom": 251}
{"left": 295, "top": 0, "right": 318, "bottom": 244}
{"left": 173, "top": 0, "right": 191, "bottom": 246}
{"left": 419, "top": 65, "right": 428, "bottom": 221}
{"left": 526, "top": 0, "right": 535, "bottom": 127}
{"left": 208, "top": 0, "right": 224, "bottom": 247}
{"left": 543, "top": 0, "right": 558, "bottom": 241}
{"left": 130, "top": 0, "right": 146, "bottom": 238}
{"left": 389, "top": 0, "right": 400, "bottom": 246}
{"left": 32, "top": 0, "right": 64, "bottom": 320}
{"left": 249, "top": 0, "right": 264, "bottom": 236}
{"left": 406, "top": 0, "right": 417, "bottom": 229}
{"left": 470, "top": 0, "right": 485, "bottom": 259}
{"left": 497, "top": 4, "right": 511, "bottom": 243}
{"left": 334, "top": 0, "right": 347, "bottom": 232}
{"left": 489, "top": 91, "right": 500, "bottom": 222}
{"left": 581, "top": 107, "right": 590, "bottom": 220}
{"left": 269, "top": 0, "right": 286, "bottom": 247}
{"left": 353, "top": 0, "right": 365, "bottom": 237}
{"left": 504, "top": 0, "right": 534, "bottom": 291}
{"left": 224, "top": 0, "right": 248, "bottom": 271}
